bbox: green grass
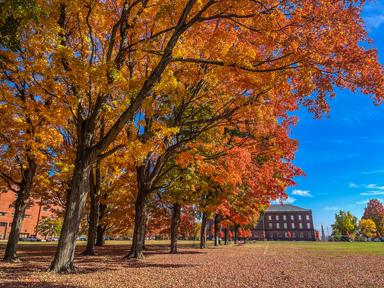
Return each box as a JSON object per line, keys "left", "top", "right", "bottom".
{"left": 1, "top": 239, "right": 383, "bottom": 255}
{"left": 245, "top": 241, "right": 384, "bottom": 255}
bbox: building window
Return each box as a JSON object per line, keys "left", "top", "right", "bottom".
{"left": 275, "top": 215, "right": 279, "bottom": 220}
{"left": 284, "top": 223, "right": 287, "bottom": 229}
{"left": 284, "top": 232, "right": 288, "bottom": 238}
{"left": 299, "top": 232, "right": 304, "bottom": 239}
{"left": 290, "top": 215, "right": 294, "bottom": 220}
{"left": 268, "top": 223, "right": 272, "bottom": 229}
{"left": 308, "top": 232, "right": 313, "bottom": 239}
{"left": 292, "top": 232, "right": 296, "bottom": 238}
{"left": 0, "top": 222, "right": 7, "bottom": 227}
{"left": 306, "top": 215, "right": 310, "bottom": 221}
{"left": 283, "top": 215, "right": 287, "bottom": 221}
{"left": 298, "top": 215, "right": 302, "bottom": 220}
{"left": 291, "top": 223, "right": 295, "bottom": 229}
{"left": 299, "top": 223, "right": 303, "bottom": 229}
{"left": 307, "top": 223, "right": 311, "bottom": 229}
{"left": 268, "top": 215, "right": 272, "bottom": 220}
{"left": 0, "top": 212, "right": 6, "bottom": 216}
{"left": 276, "top": 223, "right": 280, "bottom": 229}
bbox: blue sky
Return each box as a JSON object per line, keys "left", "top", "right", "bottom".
{"left": 282, "top": 1, "right": 384, "bottom": 235}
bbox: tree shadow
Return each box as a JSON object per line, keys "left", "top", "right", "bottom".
{"left": 0, "top": 281, "right": 81, "bottom": 288}
{"left": 123, "top": 261, "right": 197, "bottom": 269}
{"left": 0, "top": 242, "right": 204, "bottom": 279}
{"left": 0, "top": 265, "right": 47, "bottom": 280}
{"left": 142, "top": 250, "right": 205, "bottom": 257}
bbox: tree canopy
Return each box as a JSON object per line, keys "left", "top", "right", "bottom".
{"left": 0, "top": 0, "right": 383, "bottom": 273}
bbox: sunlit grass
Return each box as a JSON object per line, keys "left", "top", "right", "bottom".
{"left": 245, "top": 241, "right": 384, "bottom": 255}
{"left": 1, "top": 239, "right": 383, "bottom": 254}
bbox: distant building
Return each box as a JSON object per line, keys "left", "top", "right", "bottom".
{"left": 252, "top": 204, "right": 315, "bottom": 241}
{"left": 0, "top": 191, "right": 53, "bottom": 240}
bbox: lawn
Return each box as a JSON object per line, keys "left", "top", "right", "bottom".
{"left": 0, "top": 241, "right": 383, "bottom": 288}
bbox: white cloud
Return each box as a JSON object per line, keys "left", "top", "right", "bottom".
{"left": 354, "top": 183, "right": 384, "bottom": 203}
{"left": 363, "top": 2, "right": 384, "bottom": 30}
{"left": 292, "top": 190, "right": 313, "bottom": 197}
{"left": 361, "top": 169, "right": 384, "bottom": 175}
{"left": 366, "top": 184, "right": 384, "bottom": 190}
{"left": 360, "top": 191, "right": 384, "bottom": 196}
{"left": 349, "top": 182, "right": 384, "bottom": 193}
{"left": 272, "top": 196, "right": 296, "bottom": 204}
{"left": 356, "top": 200, "right": 370, "bottom": 205}
{"left": 284, "top": 197, "right": 297, "bottom": 204}
{"left": 364, "top": 14, "right": 384, "bottom": 30}
{"left": 349, "top": 182, "right": 359, "bottom": 188}
{"left": 356, "top": 198, "right": 384, "bottom": 205}
{"left": 324, "top": 206, "right": 339, "bottom": 211}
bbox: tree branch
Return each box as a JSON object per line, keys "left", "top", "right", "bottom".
{"left": 97, "top": 144, "right": 125, "bottom": 160}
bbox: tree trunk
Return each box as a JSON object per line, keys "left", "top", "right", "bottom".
{"left": 125, "top": 171, "right": 148, "bottom": 259}
{"left": 214, "top": 214, "right": 220, "bottom": 247}
{"left": 142, "top": 231, "right": 146, "bottom": 251}
{"left": 234, "top": 225, "right": 239, "bottom": 244}
{"left": 95, "top": 225, "right": 105, "bottom": 246}
{"left": 95, "top": 192, "right": 107, "bottom": 246}
{"left": 200, "top": 212, "right": 207, "bottom": 249}
{"left": 49, "top": 148, "right": 92, "bottom": 272}
{"left": 82, "top": 162, "right": 101, "bottom": 256}
{"left": 142, "top": 216, "right": 148, "bottom": 251}
{"left": 224, "top": 228, "right": 228, "bottom": 245}
{"left": 3, "top": 160, "right": 36, "bottom": 262}
{"left": 170, "top": 203, "right": 181, "bottom": 254}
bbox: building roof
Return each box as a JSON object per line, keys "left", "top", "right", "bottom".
{"left": 266, "top": 204, "right": 311, "bottom": 212}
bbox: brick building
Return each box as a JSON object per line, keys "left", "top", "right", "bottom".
{"left": 0, "top": 191, "right": 53, "bottom": 240}
{"left": 252, "top": 204, "right": 315, "bottom": 241}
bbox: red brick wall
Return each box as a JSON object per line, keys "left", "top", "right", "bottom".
{"left": 0, "top": 191, "right": 54, "bottom": 240}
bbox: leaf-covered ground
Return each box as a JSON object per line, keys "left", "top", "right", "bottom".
{"left": 1, "top": 241, "right": 383, "bottom": 288}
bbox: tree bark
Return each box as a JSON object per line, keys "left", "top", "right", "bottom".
{"left": 142, "top": 216, "right": 148, "bottom": 251}
{"left": 234, "top": 225, "right": 239, "bottom": 244}
{"left": 95, "top": 191, "right": 107, "bottom": 246}
{"left": 224, "top": 228, "right": 228, "bottom": 245}
{"left": 214, "top": 214, "right": 220, "bottom": 247}
{"left": 49, "top": 146, "right": 93, "bottom": 272}
{"left": 82, "top": 162, "right": 101, "bottom": 256}
{"left": 95, "top": 225, "right": 105, "bottom": 246}
{"left": 3, "top": 160, "right": 36, "bottom": 261}
{"left": 170, "top": 203, "right": 181, "bottom": 254}
{"left": 200, "top": 212, "right": 207, "bottom": 249}
{"left": 125, "top": 168, "right": 148, "bottom": 260}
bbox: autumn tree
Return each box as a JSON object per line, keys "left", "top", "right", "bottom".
{"left": 359, "top": 219, "right": 377, "bottom": 239}
{"left": 87, "top": 152, "right": 137, "bottom": 250}
{"left": 0, "top": 0, "right": 41, "bottom": 53}
{"left": 332, "top": 211, "right": 358, "bottom": 241}
{"left": 362, "top": 199, "right": 384, "bottom": 236}
{"left": 4, "top": 0, "right": 383, "bottom": 272}
{"left": 0, "top": 56, "right": 63, "bottom": 261}
{"left": 35, "top": 217, "right": 63, "bottom": 239}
